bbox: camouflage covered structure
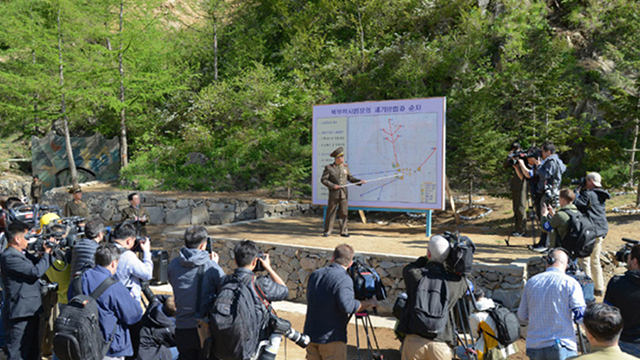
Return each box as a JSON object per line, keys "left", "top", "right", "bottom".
{"left": 32, "top": 132, "right": 120, "bottom": 191}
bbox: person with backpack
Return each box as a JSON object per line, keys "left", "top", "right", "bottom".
{"left": 0, "top": 221, "right": 54, "bottom": 360}
{"left": 517, "top": 248, "right": 586, "bottom": 360}
{"left": 396, "top": 235, "right": 467, "bottom": 360}
{"left": 78, "top": 243, "right": 143, "bottom": 360}
{"left": 455, "top": 288, "right": 518, "bottom": 360}
{"left": 540, "top": 188, "right": 579, "bottom": 251}
{"left": 574, "top": 172, "right": 610, "bottom": 297}
{"left": 167, "top": 226, "right": 225, "bottom": 360}
{"left": 209, "top": 240, "right": 288, "bottom": 360}
{"left": 304, "top": 244, "right": 378, "bottom": 360}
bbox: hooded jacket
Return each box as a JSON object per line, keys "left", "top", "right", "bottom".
{"left": 574, "top": 187, "right": 611, "bottom": 238}
{"left": 604, "top": 270, "right": 640, "bottom": 343}
{"left": 537, "top": 154, "right": 566, "bottom": 194}
{"left": 167, "top": 247, "right": 225, "bottom": 329}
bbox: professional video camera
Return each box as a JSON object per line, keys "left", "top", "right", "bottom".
{"left": 615, "top": 238, "right": 639, "bottom": 263}
{"left": 442, "top": 231, "right": 476, "bottom": 275}
{"left": 348, "top": 259, "right": 387, "bottom": 301}
{"left": 571, "top": 177, "right": 586, "bottom": 188}
{"left": 506, "top": 150, "right": 527, "bottom": 166}
{"left": 259, "top": 314, "right": 310, "bottom": 360}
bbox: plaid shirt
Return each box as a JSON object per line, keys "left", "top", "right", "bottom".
{"left": 518, "top": 267, "right": 585, "bottom": 351}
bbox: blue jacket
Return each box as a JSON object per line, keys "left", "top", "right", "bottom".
{"left": 304, "top": 263, "right": 361, "bottom": 344}
{"left": 168, "top": 247, "right": 225, "bottom": 329}
{"left": 81, "top": 266, "right": 143, "bottom": 357}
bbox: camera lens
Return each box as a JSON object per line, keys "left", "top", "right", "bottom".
{"left": 285, "top": 328, "right": 310, "bottom": 348}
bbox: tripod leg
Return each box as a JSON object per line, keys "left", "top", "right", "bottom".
{"left": 355, "top": 315, "right": 362, "bottom": 360}
{"left": 365, "top": 314, "right": 383, "bottom": 356}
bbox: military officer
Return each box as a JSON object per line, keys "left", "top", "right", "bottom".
{"left": 64, "top": 186, "right": 90, "bottom": 219}
{"left": 30, "top": 175, "right": 42, "bottom": 204}
{"left": 121, "top": 192, "right": 150, "bottom": 236}
{"left": 321, "top": 147, "right": 365, "bottom": 237}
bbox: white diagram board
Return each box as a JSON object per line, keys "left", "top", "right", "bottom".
{"left": 312, "top": 98, "right": 446, "bottom": 210}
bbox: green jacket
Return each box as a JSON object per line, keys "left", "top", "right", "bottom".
{"left": 542, "top": 204, "right": 578, "bottom": 248}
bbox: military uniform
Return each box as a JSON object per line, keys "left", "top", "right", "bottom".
{"left": 64, "top": 199, "right": 90, "bottom": 219}
{"left": 321, "top": 147, "right": 362, "bottom": 236}
{"left": 30, "top": 181, "right": 42, "bottom": 204}
{"left": 121, "top": 205, "right": 150, "bottom": 236}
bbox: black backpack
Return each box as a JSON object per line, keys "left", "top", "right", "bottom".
{"left": 348, "top": 260, "right": 387, "bottom": 301}
{"left": 406, "top": 272, "right": 449, "bottom": 338}
{"left": 559, "top": 209, "right": 597, "bottom": 258}
{"left": 53, "top": 276, "right": 117, "bottom": 360}
{"left": 209, "top": 274, "right": 264, "bottom": 360}
{"left": 484, "top": 304, "right": 520, "bottom": 346}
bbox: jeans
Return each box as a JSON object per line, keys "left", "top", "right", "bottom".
{"left": 526, "top": 342, "right": 577, "bottom": 360}
{"left": 619, "top": 341, "right": 640, "bottom": 358}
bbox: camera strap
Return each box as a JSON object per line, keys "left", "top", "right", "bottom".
{"left": 252, "top": 276, "right": 275, "bottom": 315}
{"left": 194, "top": 264, "right": 205, "bottom": 319}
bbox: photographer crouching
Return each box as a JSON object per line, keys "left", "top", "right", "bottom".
{"left": 397, "top": 235, "right": 468, "bottom": 360}
{"left": 1, "top": 220, "right": 56, "bottom": 360}
{"left": 304, "top": 244, "right": 378, "bottom": 360}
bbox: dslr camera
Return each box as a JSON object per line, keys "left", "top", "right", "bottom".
{"left": 571, "top": 177, "right": 586, "bottom": 188}
{"left": 259, "top": 314, "right": 310, "bottom": 360}
{"left": 615, "top": 238, "right": 639, "bottom": 263}
{"left": 254, "top": 252, "right": 267, "bottom": 272}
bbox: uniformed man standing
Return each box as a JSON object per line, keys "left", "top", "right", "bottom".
{"left": 64, "top": 186, "right": 90, "bottom": 219}
{"left": 30, "top": 175, "right": 42, "bottom": 204}
{"left": 321, "top": 147, "right": 365, "bottom": 237}
{"left": 121, "top": 192, "right": 150, "bottom": 237}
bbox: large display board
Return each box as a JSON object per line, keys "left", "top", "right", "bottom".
{"left": 312, "top": 98, "right": 446, "bottom": 210}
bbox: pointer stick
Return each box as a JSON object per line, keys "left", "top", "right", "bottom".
{"left": 339, "top": 173, "right": 402, "bottom": 187}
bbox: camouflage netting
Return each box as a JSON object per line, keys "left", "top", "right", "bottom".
{"left": 32, "top": 132, "right": 120, "bottom": 191}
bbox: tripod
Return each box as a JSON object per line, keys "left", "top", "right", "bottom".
{"left": 526, "top": 205, "right": 540, "bottom": 247}
{"left": 353, "top": 311, "right": 383, "bottom": 360}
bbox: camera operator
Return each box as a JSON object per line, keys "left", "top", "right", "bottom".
{"left": 111, "top": 221, "right": 153, "bottom": 303}
{"left": 0, "top": 220, "right": 55, "bottom": 360}
{"left": 528, "top": 142, "right": 566, "bottom": 249}
{"left": 122, "top": 193, "right": 150, "bottom": 237}
{"left": 167, "top": 226, "right": 225, "bottom": 360}
{"left": 304, "top": 244, "right": 378, "bottom": 360}
{"left": 604, "top": 243, "right": 640, "bottom": 357}
{"left": 573, "top": 172, "right": 610, "bottom": 297}
{"left": 70, "top": 219, "right": 105, "bottom": 277}
{"left": 396, "top": 235, "right": 467, "bottom": 360}
{"left": 517, "top": 248, "right": 585, "bottom": 360}
{"left": 504, "top": 142, "right": 528, "bottom": 237}
{"left": 226, "top": 240, "right": 288, "bottom": 358}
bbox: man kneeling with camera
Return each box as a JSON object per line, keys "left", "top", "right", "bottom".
{"left": 397, "top": 235, "right": 467, "bottom": 360}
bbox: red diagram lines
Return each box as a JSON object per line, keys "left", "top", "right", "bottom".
{"left": 416, "top": 148, "right": 437, "bottom": 172}
{"left": 382, "top": 118, "right": 402, "bottom": 168}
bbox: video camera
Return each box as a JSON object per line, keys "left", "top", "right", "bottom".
{"left": 615, "top": 238, "right": 639, "bottom": 263}
{"left": 507, "top": 148, "right": 541, "bottom": 166}
{"left": 571, "top": 177, "right": 586, "bottom": 188}
{"left": 259, "top": 314, "right": 310, "bottom": 360}
{"left": 348, "top": 259, "right": 387, "bottom": 302}
{"left": 27, "top": 216, "right": 85, "bottom": 252}
{"left": 442, "top": 231, "right": 476, "bottom": 275}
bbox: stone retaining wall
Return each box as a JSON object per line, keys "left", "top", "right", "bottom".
{"left": 42, "top": 189, "right": 321, "bottom": 225}
{"left": 164, "top": 237, "right": 538, "bottom": 314}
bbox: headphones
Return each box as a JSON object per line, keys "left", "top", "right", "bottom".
{"left": 546, "top": 247, "right": 570, "bottom": 265}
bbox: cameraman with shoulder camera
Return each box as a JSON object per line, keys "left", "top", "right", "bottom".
{"left": 304, "top": 244, "right": 378, "bottom": 360}
{"left": 111, "top": 221, "right": 153, "bottom": 303}
{"left": 573, "top": 172, "right": 610, "bottom": 297}
{"left": 0, "top": 221, "right": 55, "bottom": 360}
{"left": 397, "top": 235, "right": 467, "bottom": 360}
{"left": 504, "top": 142, "right": 528, "bottom": 237}
{"left": 604, "top": 243, "right": 640, "bottom": 357}
{"left": 167, "top": 226, "right": 225, "bottom": 360}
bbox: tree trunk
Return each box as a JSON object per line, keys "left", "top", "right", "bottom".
{"left": 631, "top": 121, "right": 638, "bottom": 183}
{"left": 356, "top": 0, "right": 365, "bottom": 71}
{"left": 214, "top": 16, "right": 218, "bottom": 81}
{"left": 119, "top": 0, "right": 127, "bottom": 167}
{"left": 58, "top": 7, "right": 78, "bottom": 188}
{"left": 468, "top": 178, "right": 473, "bottom": 209}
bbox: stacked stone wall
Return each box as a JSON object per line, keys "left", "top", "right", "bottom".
{"left": 164, "top": 237, "right": 538, "bottom": 315}
{"left": 42, "top": 189, "right": 321, "bottom": 225}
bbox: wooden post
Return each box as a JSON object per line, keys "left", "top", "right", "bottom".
{"left": 446, "top": 176, "right": 460, "bottom": 224}
{"left": 358, "top": 210, "right": 367, "bottom": 224}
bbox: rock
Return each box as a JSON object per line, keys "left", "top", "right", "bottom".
{"left": 379, "top": 261, "right": 396, "bottom": 269}
{"left": 491, "top": 289, "right": 521, "bottom": 309}
{"left": 176, "top": 199, "right": 190, "bottom": 208}
{"left": 299, "top": 257, "right": 318, "bottom": 271}
{"left": 146, "top": 207, "right": 165, "bottom": 224}
{"left": 165, "top": 208, "right": 191, "bottom": 225}
{"left": 191, "top": 206, "right": 209, "bottom": 225}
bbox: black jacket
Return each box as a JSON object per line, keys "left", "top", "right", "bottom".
{"left": 604, "top": 270, "right": 640, "bottom": 343}
{"left": 397, "top": 257, "right": 467, "bottom": 347}
{"left": 0, "top": 247, "right": 52, "bottom": 320}
{"left": 136, "top": 295, "right": 176, "bottom": 360}
{"left": 574, "top": 187, "right": 610, "bottom": 238}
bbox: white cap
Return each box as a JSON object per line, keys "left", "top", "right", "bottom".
{"left": 586, "top": 172, "right": 602, "bottom": 187}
